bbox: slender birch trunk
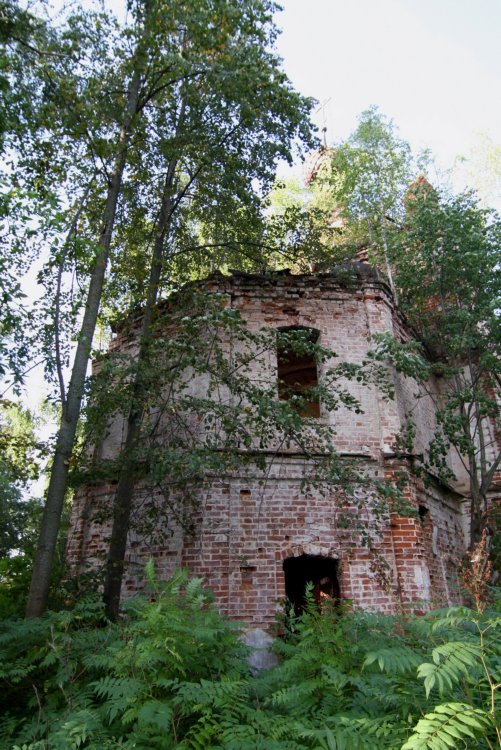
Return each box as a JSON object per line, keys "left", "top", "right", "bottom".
{"left": 25, "top": 68, "right": 142, "bottom": 618}
{"left": 380, "top": 211, "right": 397, "bottom": 302}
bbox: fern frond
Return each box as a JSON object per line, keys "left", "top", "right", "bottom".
{"left": 401, "top": 702, "right": 492, "bottom": 749}
{"left": 48, "top": 708, "right": 104, "bottom": 749}
{"left": 176, "top": 710, "right": 219, "bottom": 750}
{"left": 417, "top": 642, "right": 481, "bottom": 697}
{"left": 300, "top": 715, "right": 405, "bottom": 750}
{"left": 0, "top": 713, "right": 20, "bottom": 743}
{"left": 92, "top": 674, "right": 144, "bottom": 724}
{"left": 92, "top": 675, "right": 143, "bottom": 701}
{"left": 269, "top": 678, "right": 324, "bottom": 709}
{"left": 429, "top": 607, "right": 479, "bottom": 633}
{"left": 176, "top": 678, "right": 247, "bottom": 709}
{"left": 136, "top": 699, "right": 172, "bottom": 732}
{"left": 184, "top": 576, "right": 207, "bottom": 603}
{"left": 364, "top": 646, "right": 423, "bottom": 674}
{"left": 321, "top": 664, "right": 350, "bottom": 690}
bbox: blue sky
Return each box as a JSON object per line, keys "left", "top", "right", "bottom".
{"left": 275, "top": 0, "right": 501, "bottom": 185}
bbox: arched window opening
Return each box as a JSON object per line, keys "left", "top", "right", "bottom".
{"left": 277, "top": 327, "right": 320, "bottom": 417}
{"left": 283, "top": 554, "right": 339, "bottom": 615}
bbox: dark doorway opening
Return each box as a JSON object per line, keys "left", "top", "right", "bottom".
{"left": 283, "top": 554, "right": 340, "bottom": 614}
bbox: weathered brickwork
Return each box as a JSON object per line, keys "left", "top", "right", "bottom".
{"left": 67, "top": 266, "right": 470, "bottom": 627}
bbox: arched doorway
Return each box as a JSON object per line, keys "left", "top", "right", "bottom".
{"left": 283, "top": 554, "right": 339, "bottom": 614}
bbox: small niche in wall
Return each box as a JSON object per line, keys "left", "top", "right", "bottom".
{"left": 240, "top": 565, "right": 256, "bottom": 591}
{"left": 283, "top": 554, "right": 339, "bottom": 614}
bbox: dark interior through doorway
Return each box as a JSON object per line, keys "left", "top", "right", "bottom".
{"left": 283, "top": 554, "right": 339, "bottom": 614}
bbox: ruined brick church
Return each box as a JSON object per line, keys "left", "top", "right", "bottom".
{"left": 67, "top": 263, "right": 471, "bottom": 628}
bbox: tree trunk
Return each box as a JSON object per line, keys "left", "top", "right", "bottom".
{"left": 25, "top": 69, "right": 142, "bottom": 618}
{"left": 380, "top": 212, "right": 397, "bottom": 302}
{"left": 103, "top": 160, "right": 177, "bottom": 620}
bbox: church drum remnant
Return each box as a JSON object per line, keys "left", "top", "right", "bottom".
{"left": 67, "top": 265, "right": 471, "bottom": 628}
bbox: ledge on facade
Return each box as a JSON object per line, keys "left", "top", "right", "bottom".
{"left": 383, "top": 452, "right": 468, "bottom": 504}
{"left": 206, "top": 447, "right": 375, "bottom": 460}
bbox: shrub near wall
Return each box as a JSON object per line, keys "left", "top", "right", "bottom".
{"left": 0, "top": 569, "right": 248, "bottom": 749}
{"left": 0, "top": 571, "right": 499, "bottom": 749}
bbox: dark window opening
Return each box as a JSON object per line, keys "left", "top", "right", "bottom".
{"left": 418, "top": 505, "right": 429, "bottom": 525}
{"left": 277, "top": 327, "right": 320, "bottom": 418}
{"left": 283, "top": 554, "right": 339, "bottom": 615}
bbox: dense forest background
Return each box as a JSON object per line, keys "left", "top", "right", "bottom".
{"left": 0, "top": 0, "right": 500, "bottom": 746}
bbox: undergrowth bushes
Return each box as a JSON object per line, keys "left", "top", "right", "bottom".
{"left": 0, "top": 570, "right": 499, "bottom": 749}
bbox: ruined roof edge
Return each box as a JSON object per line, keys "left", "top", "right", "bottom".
{"left": 110, "top": 262, "right": 391, "bottom": 334}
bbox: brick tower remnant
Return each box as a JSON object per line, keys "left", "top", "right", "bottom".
{"left": 67, "top": 264, "right": 470, "bottom": 627}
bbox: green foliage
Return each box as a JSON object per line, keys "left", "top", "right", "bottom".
{"left": 401, "top": 703, "right": 494, "bottom": 750}
{"left": 0, "top": 401, "right": 44, "bottom": 486}
{"left": 454, "top": 131, "right": 501, "bottom": 208}
{"left": 330, "top": 106, "right": 415, "bottom": 229}
{"left": 2, "top": 574, "right": 499, "bottom": 748}
{"left": 383, "top": 188, "right": 501, "bottom": 544}
{"left": 391, "top": 189, "right": 501, "bottom": 365}
{"left": 264, "top": 176, "right": 350, "bottom": 272}
{"left": 0, "top": 0, "right": 52, "bottom": 148}
{"left": 0, "top": 401, "right": 47, "bottom": 617}
{"left": 417, "top": 641, "right": 482, "bottom": 697}
{"left": 303, "top": 108, "right": 423, "bottom": 264}
{"left": 0, "top": 571, "right": 247, "bottom": 749}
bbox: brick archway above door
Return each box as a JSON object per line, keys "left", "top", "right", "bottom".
{"left": 277, "top": 543, "right": 340, "bottom": 561}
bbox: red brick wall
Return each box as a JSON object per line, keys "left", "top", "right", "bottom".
{"left": 66, "top": 268, "right": 469, "bottom": 627}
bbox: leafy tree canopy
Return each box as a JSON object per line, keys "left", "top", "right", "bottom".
{"left": 0, "top": 400, "right": 46, "bottom": 616}
{"left": 386, "top": 186, "right": 501, "bottom": 544}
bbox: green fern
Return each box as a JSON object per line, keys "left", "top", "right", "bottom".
{"left": 92, "top": 675, "right": 144, "bottom": 724}
{"left": 401, "top": 702, "right": 493, "bottom": 749}
{"left": 417, "top": 642, "right": 482, "bottom": 697}
{"left": 46, "top": 709, "right": 104, "bottom": 750}
{"left": 2, "top": 575, "right": 500, "bottom": 750}
{"left": 364, "top": 645, "right": 423, "bottom": 674}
